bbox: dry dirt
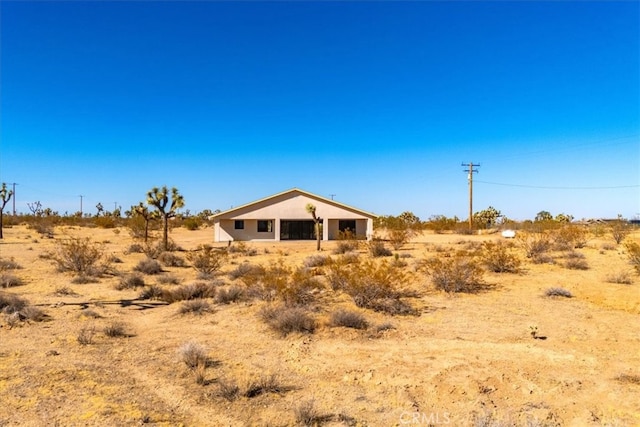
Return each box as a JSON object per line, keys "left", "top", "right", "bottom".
{"left": 1, "top": 224, "right": 639, "bottom": 426}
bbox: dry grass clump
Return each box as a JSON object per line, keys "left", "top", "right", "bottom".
{"left": 178, "top": 341, "right": 208, "bottom": 369}
{"left": 423, "top": 254, "right": 485, "bottom": 293}
{"left": 0, "top": 273, "right": 24, "bottom": 288}
{"left": 160, "top": 282, "right": 217, "bottom": 303}
{"left": 138, "top": 285, "right": 164, "bottom": 300}
{"left": 563, "top": 251, "right": 589, "bottom": 270}
{"left": 216, "top": 377, "right": 241, "bottom": 401}
{"left": 51, "top": 237, "right": 111, "bottom": 278}
{"left": 53, "top": 286, "right": 78, "bottom": 296}
{"left": 367, "top": 240, "right": 392, "bottom": 257}
{"left": 544, "top": 287, "right": 573, "bottom": 298}
{"left": 303, "top": 254, "right": 331, "bottom": 268}
{"left": 103, "top": 321, "right": 128, "bottom": 337}
{"left": 294, "top": 399, "right": 337, "bottom": 426}
{"left": 215, "top": 285, "right": 245, "bottom": 304}
{"left": 0, "top": 257, "right": 22, "bottom": 270}
{"left": 333, "top": 231, "right": 360, "bottom": 254}
{"left": 1, "top": 292, "right": 47, "bottom": 326}
{"left": 605, "top": 271, "right": 633, "bottom": 285}
{"left": 134, "top": 258, "right": 163, "bottom": 275}
{"left": 228, "top": 241, "right": 258, "bottom": 256}
{"left": 186, "top": 245, "right": 227, "bottom": 278}
{"left": 126, "top": 243, "right": 145, "bottom": 254}
{"left": 244, "top": 373, "right": 292, "bottom": 398}
{"left": 480, "top": 241, "right": 522, "bottom": 273}
{"left": 115, "top": 273, "right": 145, "bottom": 290}
{"left": 158, "top": 251, "right": 187, "bottom": 267}
{"left": 248, "top": 261, "right": 323, "bottom": 306}
{"left": 259, "top": 304, "right": 317, "bottom": 336}
{"left": 178, "top": 299, "right": 213, "bottom": 315}
{"left": 156, "top": 274, "right": 180, "bottom": 285}
{"left": 329, "top": 309, "right": 369, "bottom": 330}
{"left": 228, "top": 262, "right": 265, "bottom": 282}
{"left": 77, "top": 326, "right": 96, "bottom": 345}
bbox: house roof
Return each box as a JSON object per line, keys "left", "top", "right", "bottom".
{"left": 210, "top": 188, "right": 378, "bottom": 219}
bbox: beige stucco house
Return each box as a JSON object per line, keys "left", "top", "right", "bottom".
{"left": 211, "top": 188, "right": 376, "bottom": 242}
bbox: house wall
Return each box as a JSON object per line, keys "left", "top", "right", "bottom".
{"left": 213, "top": 192, "right": 375, "bottom": 242}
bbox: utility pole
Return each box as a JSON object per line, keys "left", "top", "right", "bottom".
{"left": 462, "top": 162, "right": 480, "bottom": 230}
{"left": 11, "top": 183, "right": 17, "bottom": 216}
{"left": 330, "top": 194, "right": 336, "bottom": 200}
{"left": 79, "top": 195, "right": 84, "bottom": 216}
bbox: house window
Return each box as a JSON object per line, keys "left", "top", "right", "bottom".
{"left": 257, "top": 220, "right": 273, "bottom": 233}
{"left": 234, "top": 220, "right": 244, "bottom": 230}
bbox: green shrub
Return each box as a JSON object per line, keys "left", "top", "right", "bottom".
{"left": 182, "top": 217, "right": 202, "bottom": 230}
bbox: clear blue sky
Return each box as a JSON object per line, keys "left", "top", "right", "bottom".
{"left": 1, "top": 1, "right": 638, "bottom": 221}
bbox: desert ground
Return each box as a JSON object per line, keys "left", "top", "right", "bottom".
{"left": 1, "top": 223, "right": 639, "bottom": 426}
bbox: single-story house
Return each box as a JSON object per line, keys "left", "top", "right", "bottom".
{"left": 211, "top": 188, "right": 376, "bottom": 242}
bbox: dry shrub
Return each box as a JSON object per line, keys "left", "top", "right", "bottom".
{"left": 1, "top": 291, "right": 30, "bottom": 315}
{"left": 252, "top": 261, "right": 323, "bottom": 306}
{"left": 0, "top": 273, "right": 23, "bottom": 288}
{"left": 134, "top": 258, "right": 163, "bottom": 275}
{"left": 616, "top": 373, "right": 640, "bottom": 385}
{"left": 51, "top": 237, "right": 111, "bottom": 277}
{"left": 517, "top": 232, "right": 553, "bottom": 263}
{"left": 71, "top": 275, "right": 99, "bottom": 284}
{"left": 423, "top": 254, "right": 485, "bottom": 293}
{"left": 329, "top": 309, "right": 369, "bottom": 330}
{"left": 187, "top": 245, "right": 227, "bottom": 277}
{"left": 77, "top": 326, "right": 96, "bottom": 345}
{"left": 553, "top": 225, "right": 588, "bottom": 249}
{"left": 126, "top": 243, "right": 145, "bottom": 254}
{"left": 605, "top": 271, "right": 633, "bottom": 285}
{"left": 179, "top": 341, "right": 208, "bottom": 369}
{"left": 625, "top": 240, "right": 640, "bottom": 275}
{"left": 228, "top": 241, "right": 257, "bottom": 256}
{"left": 259, "top": 304, "right": 317, "bottom": 336}
{"left": 244, "top": 374, "right": 291, "bottom": 398}
{"left": 563, "top": 251, "right": 589, "bottom": 270}
{"left": 156, "top": 274, "right": 180, "bottom": 285}
{"left": 387, "top": 228, "right": 414, "bottom": 251}
{"left": 103, "top": 321, "right": 128, "bottom": 337}
{"left": 334, "top": 259, "right": 418, "bottom": 315}
{"left": 303, "top": 254, "right": 331, "bottom": 268}
{"left": 178, "top": 299, "right": 213, "bottom": 315}
{"left": 545, "top": 287, "right": 573, "bottom": 298}
{"left": 53, "top": 286, "right": 78, "bottom": 296}
{"left": 158, "top": 251, "right": 187, "bottom": 267}
{"left": 611, "top": 220, "right": 631, "bottom": 244}
{"left": 215, "top": 285, "right": 245, "bottom": 304}
{"left": 217, "top": 377, "right": 240, "bottom": 401}
{"left": 334, "top": 230, "right": 360, "bottom": 254}
{"left": 367, "top": 240, "right": 392, "bottom": 257}
{"left": 228, "top": 262, "right": 265, "bottom": 282}
{"left": 480, "top": 241, "right": 521, "bottom": 273}
{"left": 138, "top": 285, "right": 164, "bottom": 300}
{"left": 294, "top": 399, "right": 334, "bottom": 426}
{"left": 160, "top": 282, "right": 217, "bottom": 303}
{"left": 115, "top": 273, "right": 145, "bottom": 290}
{"left": 0, "top": 257, "right": 22, "bottom": 270}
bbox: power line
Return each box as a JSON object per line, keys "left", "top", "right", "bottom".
{"left": 475, "top": 180, "right": 639, "bottom": 190}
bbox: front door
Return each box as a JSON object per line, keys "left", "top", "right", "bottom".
{"left": 280, "top": 220, "right": 315, "bottom": 240}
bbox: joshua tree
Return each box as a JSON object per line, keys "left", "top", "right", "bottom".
{"left": 27, "top": 201, "right": 42, "bottom": 216}
{"left": 131, "top": 202, "right": 156, "bottom": 243}
{"left": 0, "top": 183, "right": 14, "bottom": 239}
{"left": 305, "top": 203, "right": 322, "bottom": 251}
{"left": 146, "top": 186, "right": 185, "bottom": 251}
{"left": 95, "top": 203, "right": 104, "bottom": 217}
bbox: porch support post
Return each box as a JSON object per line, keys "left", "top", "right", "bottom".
{"left": 274, "top": 218, "right": 281, "bottom": 241}
{"left": 322, "top": 218, "right": 328, "bottom": 241}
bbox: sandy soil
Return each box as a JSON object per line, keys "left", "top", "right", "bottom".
{"left": 1, "top": 224, "right": 639, "bottom": 426}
